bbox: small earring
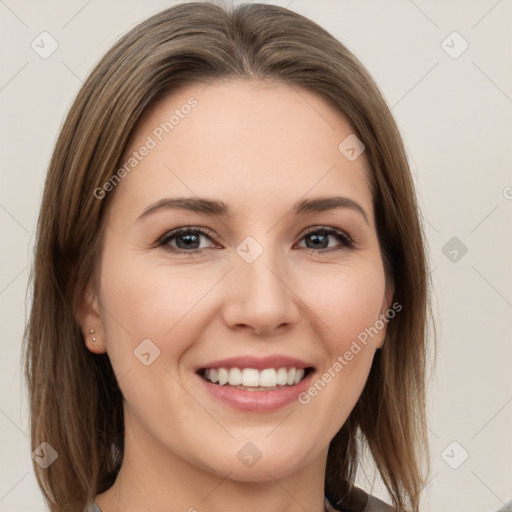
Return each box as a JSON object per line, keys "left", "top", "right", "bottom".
{"left": 89, "top": 329, "right": 96, "bottom": 342}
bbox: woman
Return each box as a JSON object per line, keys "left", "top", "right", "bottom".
{"left": 23, "top": 2, "right": 432, "bottom": 511}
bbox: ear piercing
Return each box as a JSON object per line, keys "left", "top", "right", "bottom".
{"left": 89, "top": 329, "right": 96, "bottom": 342}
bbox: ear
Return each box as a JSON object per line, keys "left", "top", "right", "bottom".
{"left": 75, "top": 280, "right": 107, "bottom": 354}
{"left": 376, "top": 280, "right": 395, "bottom": 349}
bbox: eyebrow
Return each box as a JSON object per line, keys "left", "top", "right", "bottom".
{"left": 137, "top": 196, "right": 369, "bottom": 224}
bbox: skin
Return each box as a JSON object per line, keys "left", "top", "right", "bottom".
{"left": 77, "top": 78, "right": 393, "bottom": 512}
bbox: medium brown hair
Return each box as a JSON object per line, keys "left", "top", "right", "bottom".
{"left": 23, "top": 2, "right": 432, "bottom": 510}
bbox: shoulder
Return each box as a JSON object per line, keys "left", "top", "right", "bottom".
{"left": 325, "top": 485, "right": 396, "bottom": 512}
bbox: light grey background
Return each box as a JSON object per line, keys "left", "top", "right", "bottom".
{"left": 1, "top": 0, "right": 511, "bottom": 511}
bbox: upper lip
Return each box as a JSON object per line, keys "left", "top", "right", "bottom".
{"left": 196, "top": 355, "right": 314, "bottom": 371}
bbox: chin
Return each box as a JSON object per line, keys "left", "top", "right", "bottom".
{"left": 191, "top": 440, "right": 316, "bottom": 483}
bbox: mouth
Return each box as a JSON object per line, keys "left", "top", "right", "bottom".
{"left": 195, "top": 355, "right": 316, "bottom": 411}
{"left": 197, "top": 366, "right": 314, "bottom": 391}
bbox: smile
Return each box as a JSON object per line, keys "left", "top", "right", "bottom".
{"left": 200, "top": 367, "right": 312, "bottom": 390}
{"left": 195, "top": 355, "right": 316, "bottom": 411}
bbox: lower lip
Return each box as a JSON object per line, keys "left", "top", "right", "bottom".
{"left": 197, "top": 371, "right": 314, "bottom": 412}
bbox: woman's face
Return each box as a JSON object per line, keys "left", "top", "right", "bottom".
{"left": 87, "top": 78, "right": 392, "bottom": 481}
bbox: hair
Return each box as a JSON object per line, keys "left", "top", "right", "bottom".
{"left": 23, "top": 2, "right": 433, "bottom": 511}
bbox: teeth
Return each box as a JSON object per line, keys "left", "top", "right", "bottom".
{"left": 276, "top": 367, "right": 288, "bottom": 385}
{"left": 259, "top": 369, "right": 277, "bottom": 387}
{"left": 218, "top": 368, "right": 229, "bottom": 385}
{"left": 241, "top": 368, "right": 259, "bottom": 387}
{"left": 202, "top": 366, "right": 309, "bottom": 387}
{"left": 228, "top": 368, "right": 242, "bottom": 386}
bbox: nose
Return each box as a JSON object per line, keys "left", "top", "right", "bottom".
{"left": 221, "top": 245, "right": 300, "bottom": 337}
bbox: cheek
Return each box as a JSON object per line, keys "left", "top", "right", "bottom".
{"left": 298, "top": 259, "right": 386, "bottom": 350}
{"left": 293, "top": 261, "right": 386, "bottom": 426}
{"left": 294, "top": 259, "right": 386, "bottom": 408}
{"left": 98, "top": 244, "right": 214, "bottom": 367}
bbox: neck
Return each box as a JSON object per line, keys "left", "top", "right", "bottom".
{"left": 95, "top": 410, "right": 328, "bottom": 512}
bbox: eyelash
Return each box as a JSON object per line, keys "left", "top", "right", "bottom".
{"left": 157, "top": 226, "right": 355, "bottom": 257}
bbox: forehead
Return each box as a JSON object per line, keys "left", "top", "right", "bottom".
{"left": 112, "top": 78, "right": 373, "bottom": 221}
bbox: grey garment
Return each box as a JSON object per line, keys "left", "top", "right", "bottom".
{"left": 365, "top": 494, "right": 396, "bottom": 512}
{"left": 325, "top": 487, "right": 396, "bottom": 512}
{"left": 85, "top": 493, "right": 394, "bottom": 512}
{"left": 83, "top": 500, "right": 101, "bottom": 512}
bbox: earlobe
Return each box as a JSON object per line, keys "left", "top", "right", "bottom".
{"left": 75, "top": 284, "right": 108, "bottom": 354}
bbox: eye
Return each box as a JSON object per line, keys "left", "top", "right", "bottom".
{"left": 157, "top": 226, "right": 355, "bottom": 256}
{"left": 295, "top": 227, "right": 354, "bottom": 252}
{"left": 158, "top": 227, "right": 220, "bottom": 255}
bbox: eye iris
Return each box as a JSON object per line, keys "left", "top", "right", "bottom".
{"left": 176, "top": 231, "right": 200, "bottom": 250}
{"left": 306, "top": 231, "right": 328, "bottom": 249}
